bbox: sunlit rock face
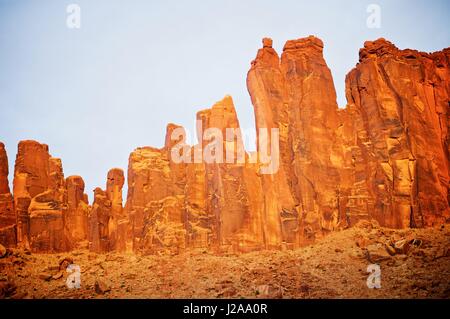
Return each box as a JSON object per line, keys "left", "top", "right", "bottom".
{"left": 10, "top": 141, "right": 89, "bottom": 252}
{"left": 0, "top": 142, "right": 15, "bottom": 247}
{"left": 125, "top": 96, "right": 275, "bottom": 254}
{"left": 247, "top": 38, "right": 299, "bottom": 249}
{"left": 12, "top": 141, "right": 66, "bottom": 252}
{"left": 344, "top": 39, "right": 450, "bottom": 228}
{"left": 65, "top": 175, "right": 89, "bottom": 250}
{"left": 2, "top": 36, "right": 449, "bottom": 254}
{"left": 106, "top": 168, "right": 127, "bottom": 252}
{"left": 195, "top": 96, "right": 264, "bottom": 252}
{"left": 247, "top": 36, "right": 348, "bottom": 245}
{"left": 89, "top": 168, "right": 126, "bottom": 253}
{"left": 126, "top": 142, "right": 187, "bottom": 255}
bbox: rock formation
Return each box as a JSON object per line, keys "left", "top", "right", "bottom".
{"left": 89, "top": 168, "right": 126, "bottom": 252}
{"left": 89, "top": 187, "right": 110, "bottom": 252}
{"left": 247, "top": 36, "right": 345, "bottom": 247}
{"left": 0, "top": 142, "right": 15, "bottom": 247}
{"left": 10, "top": 141, "right": 89, "bottom": 252}
{"left": 12, "top": 141, "right": 68, "bottom": 252}
{"left": 344, "top": 39, "right": 450, "bottom": 228}
{"left": 106, "top": 168, "right": 127, "bottom": 251}
{"left": 126, "top": 129, "right": 188, "bottom": 254}
{"left": 195, "top": 96, "right": 263, "bottom": 252}
{"left": 0, "top": 36, "right": 448, "bottom": 254}
{"left": 65, "top": 176, "right": 89, "bottom": 249}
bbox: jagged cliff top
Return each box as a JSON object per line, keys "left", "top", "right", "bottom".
{"left": 1, "top": 35, "right": 448, "bottom": 259}
{"left": 359, "top": 37, "right": 450, "bottom": 62}
{"left": 283, "top": 35, "right": 324, "bottom": 52}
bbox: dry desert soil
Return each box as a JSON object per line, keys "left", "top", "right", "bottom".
{"left": 1, "top": 221, "right": 449, "bottom": 299}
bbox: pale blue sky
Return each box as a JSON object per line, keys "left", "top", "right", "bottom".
{"left": 0, "top": 0, "right": 449, "bottom": 199}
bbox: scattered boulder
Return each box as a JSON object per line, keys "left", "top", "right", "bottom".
{"left": 59, "top": 257, "right": 74, "bottom": 271}
{"left": 366, "top": 244, "right": 391, "bottom": 263}
{"left": 0, "top": 244, "right": 6, "bottom": 258}
{"left": 217, "top": 286, "right": 237, "bottom": 298}
{"left": 46, "top": 265, "right": 60, "bottom": 272}
{"left": 385, "top": 244, "right": 396, "bottom": 256}
{"left": 52, "top": 272, "right": 63, "bottom": 280}
{"left": 95, "top": 279, "right": 111, "bottom": 294}
{"left": 354, "top": 235, "right": 371, "bottom": 249}
{"left": 0, "top": 279, "right": 16, "bottom": 299}
{"left": 256, "top": 284, "right": 270, "bottom": 296}
{"left": 355, "top": 220, "right": 377, "bottom": 231}
{"left": 39, "top": 273, "right": 52, "bottom": 281}
{"left": 393, "top": 239, "right": 411, "bottom": 254}
{"left": 255, "top": 284, "right": 283, "bottom": 298}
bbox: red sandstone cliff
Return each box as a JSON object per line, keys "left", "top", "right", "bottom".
{"left": 343, "top": 39, "right": 450, "bottom": 228}
{"left": 0, "top": 142, "right": 15, "bottom": 247}
{"left": 0, "top": 36, "right": 448, "bottom": 253}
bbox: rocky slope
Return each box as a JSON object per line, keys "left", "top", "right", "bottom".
{"left": 1, "top": 222, "right": 448, "bottom": 298}
{"left": 0, "top": 36, "right": 448, "bottom": 255}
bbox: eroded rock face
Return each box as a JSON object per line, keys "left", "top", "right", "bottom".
{"left": 2, "top": 36, "right": 449, "bottom": 254}
{"left": 106, "top": 168, "right": 127, "bottom": 251}
{"left": 28, "top": 189, "right": 66, "bottom": 252}
{"left": 281, "top": 37, "right": 347, "bottom": 236}
{"left": 124, "top": 37, "right": 449, "bottom": 254}
{"left": 65, "top": 176, "right": 89, "bottom": 249}
{"left": 247, "top": 36, "right": 347, "bottom": 246}
{"left": 247, "top": 39, "right": 299, "bottom": 248}
{"left": 28, "top": 157, "right": 69, "bottom": 252}
{"left": 0, "top": 142, "right": 16, "bottom": 247}
{"left": 125, "top": 97, "right": 272, "bottom": 254}
{"left": 12, "top": 141, "right": 69, "bottom": 252}
{"left": 344, "top": 39, "right": 450, "bottom": 228}
{"left": 196, "top": 96, "right": 263, "bottom": 252}
{"left": 89, "top": 168, "right": 126, "bottom": 252}
{"left": 89, "top": 187, "right": 111, "bottom": 253}
{"left": 11, "top": 141, "right": 88, "bottom": 252}
{"left": 126, "top": 137, "right": 187, "bottom": 254}
{"left": 13, "top": 141, "right": 53, "bottom": 250}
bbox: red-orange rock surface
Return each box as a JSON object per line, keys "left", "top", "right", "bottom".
{"left": 2, "top": 36, "right": 449, "bottom": 255}
{"left": 12, "top": 141, "right": 69, "bottom": 252}
{"left": 11, "top": 141, "right": 88, "bottom": 252}
{"left": 196, "top": 96, "right": 264, "bottom": 252}
{"left": 65, "top": 176, "right": 89, "bottom": 249}
{"left": 89, "top": 187, "right": 110, "bottom": 252}
{"left": 247, "top": 36, "right": 346, "bottom": 246}
{"left": 126, "top": 97, "right": 273, "bottom": 254}
{"left": 344, "top": 39, "right": 450, "bottom": 228}
{"left": 106, "top": 168, "right": 127, "bottom": 251}
{"left": 124, "top": 37, "right": 449, "bottom": 254}
{"left": 281, "top": 37, "right": 347, "bottom": 236}
{"left": 13, "top": 140, "right": 53, "bottom": 250}
{"left": 0, "top": 142, "right": 15, "bottom": 247}
{"left": 89, "top": 168, "right": 126, "bottom": 252}
{"left": 126, "top": 130, "right": 188, "bottom": 254}
{"left": 247, "top": 40, "right": 299, "bottom": 248}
